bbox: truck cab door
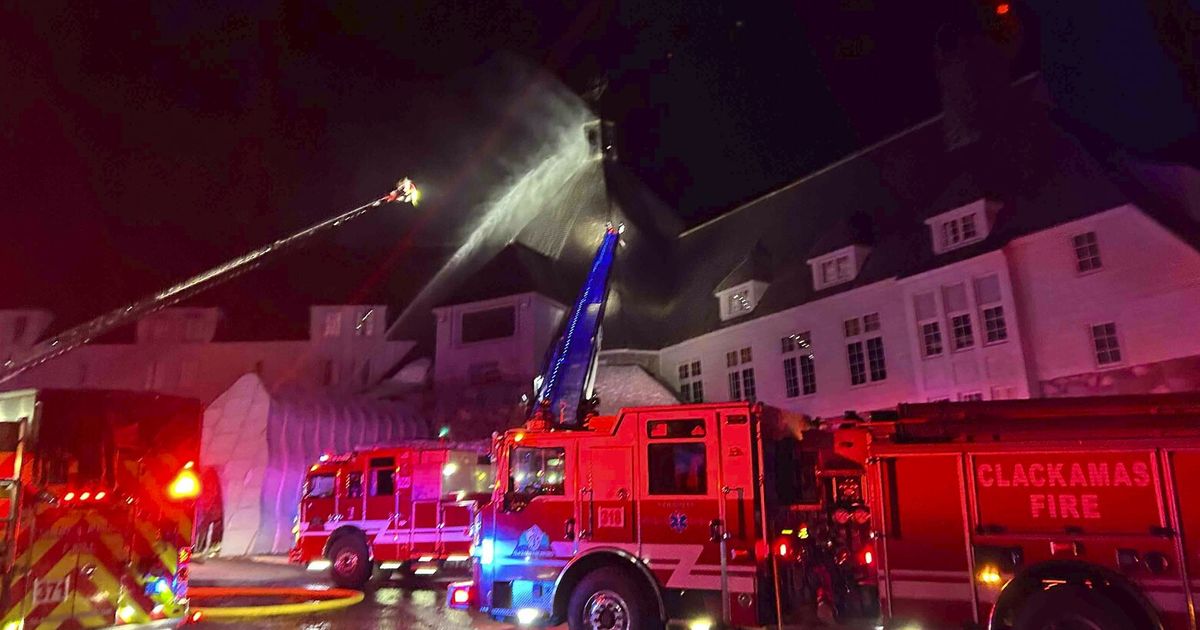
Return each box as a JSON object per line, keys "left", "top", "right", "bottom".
{"left": 637, "top": 409, "right": 726, "bottom": 593}
{"left": 578, "top": 446, "right": 636, "bottom": 546}
{"left": 486, "top": 438, "right": 577, "bottom": 617}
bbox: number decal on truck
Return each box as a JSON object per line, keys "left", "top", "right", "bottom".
{"left": 32, "top": 576, "right": 71, "bottom": 607}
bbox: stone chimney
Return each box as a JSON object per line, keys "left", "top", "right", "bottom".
{"left": 934, "top": 20, "right": 1013, "bottom": 151}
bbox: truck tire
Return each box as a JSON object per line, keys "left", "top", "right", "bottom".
{"left": 567, "top": 566, "right": 662, "bottom": 630}
{"left": 327, "top": 537, "right": 371, "bottom": 589}
{"left": 1013, "top": 585, "right": 1143, "bottom": 630}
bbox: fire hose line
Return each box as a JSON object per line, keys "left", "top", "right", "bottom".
{"left": 188, "top": 586, "right": 365, "bottom": 618}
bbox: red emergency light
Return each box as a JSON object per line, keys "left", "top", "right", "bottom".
{"left": 168, "top": 462, "right": 201, "bottom": 501}
{"left": 447, "top": 581, "right": 473, "bottom": 608}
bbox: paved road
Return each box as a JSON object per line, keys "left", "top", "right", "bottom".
{"left": 189, "top": 558, "right": 521, "bottom": 630}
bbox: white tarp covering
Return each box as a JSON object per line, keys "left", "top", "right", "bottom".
{"left": 201, "top": 374, "right": 426, "bottom": 556}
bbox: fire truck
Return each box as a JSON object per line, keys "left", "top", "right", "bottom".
{"left": 446, "top": 225, "right": 879, "bottom": 628}
{"left": 290, "top": 443, "right": 494, "bottom": 588}
{"left": 0, "top": 388, "right": 203, "bottom": 628}
{"left": 845, "top": 394, "right": 1200, "bottom": 630}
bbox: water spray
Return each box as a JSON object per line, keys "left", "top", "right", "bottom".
{"left": 0, "top": 179, "right": 421, "bottom": 385}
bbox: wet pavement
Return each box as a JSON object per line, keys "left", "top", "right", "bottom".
{"left": 188, "top": 557, "right": 519, "bottom": 630}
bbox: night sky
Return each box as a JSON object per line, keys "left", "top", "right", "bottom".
{"left": 1, "top": 1, "right": 1192, "bottom": 325}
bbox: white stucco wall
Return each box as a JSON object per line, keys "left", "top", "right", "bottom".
{"left": 1007, "top": 205, "right": 1200, "bottom": 385}
{"left": 433, "top": 292, "right": 565, "bottom": 385}
{"left": 660, "top": 277, "right": 919, "bottom": 419}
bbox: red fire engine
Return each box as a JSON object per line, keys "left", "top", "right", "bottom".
{"left": 290, "top": 444, "right": 494, "bottom": 588}
{"left": 446, "top": 226, "right": 884, "bottom": 627}
{"left": 448, "top": 400, "right": 879, "bottom": 629}
{"left": 847, "top": 394, "right": 1200, "bottom": 630}
{"left": 0, "top": 389, "right": 202, "bottom": 628}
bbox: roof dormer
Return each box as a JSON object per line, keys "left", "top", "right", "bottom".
{"left": 925, "top": 198, "right": 1000, "bottom": 254}
{"left": 714, "top": 243, "right": 772, "bottom": 321}
{"left": 715, "top": 281, "right": 769, "bottom": 321}
{"left": 807, "top": 244, "right": 871, "bottom": 291}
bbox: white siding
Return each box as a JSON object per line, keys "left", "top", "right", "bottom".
{"left": 1008, "top": 205, "right": 1200, "bottom": 384}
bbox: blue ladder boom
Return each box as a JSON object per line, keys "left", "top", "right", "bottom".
{"left": 532, "top": 225, "right": 621, "bottom": 427}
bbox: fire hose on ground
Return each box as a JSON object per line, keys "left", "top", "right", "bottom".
{"left": 188, "top": 586, "right": 365, "bottom": 619}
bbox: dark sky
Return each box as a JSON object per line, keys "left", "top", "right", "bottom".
{"left": 14, "top": 0, "right": 1187, "bottom": 325}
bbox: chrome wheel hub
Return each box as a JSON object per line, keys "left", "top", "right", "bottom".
{"left": 584, "top": 589, "right": 630, "bottom": 630}
{"left": 334, "top": 550, "right": 359, "bottom": 575}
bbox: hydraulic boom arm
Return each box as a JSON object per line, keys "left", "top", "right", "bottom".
{"left": 0, "top": 179, "right": 420, "bottom": 385}
{"left": 530, "top": 224, "right": 621, "bottom": 427}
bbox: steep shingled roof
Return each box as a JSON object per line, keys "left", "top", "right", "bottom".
{"left": 640, "top": 76, "right": 1200, "bottom": 348}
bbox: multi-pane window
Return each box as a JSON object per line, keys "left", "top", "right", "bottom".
{"left": 847, "top": 342, "right": 867, "bottom": 386}
{"left": 783, "top": 358, "right": 800, "bottom": 397}
{"left": 914, "top": 292, "right": 942, "bottom": 358}
{"left": 961, "top": 214, "right": 978, "bottom": 240}
{"left": 1073, "top": 232, "right": 1102, "bottom": 273}
{"left": 741, "top": 369, "right": 757, "bottom": 403}
{"left": 1091, "top": 323, "right": 1122, "bottom": 365}
{"left": 727, "top": 291, "right": 752, "bottom": 314}
{"left": 845, "top": 314, "right": 886, "bottom": 385}
{"left": 921, "top": 322, "right": 943, "bottom": 357}
{"left": 960, "top": 392, "right": 984, "bottom": 402}
{"left": 938, "top": 213, "right": 984, "bottom": 251}
{"left": 323, "top": 312, "right": 342, "bottom": 337}
{"left": 974, "top": 275, "right": 1007, "bottom": 344}
{"left": 355, "top": 308, "right": 377, "bottom": 336}
{"left": 678, "top": 360, "right": 703, "bottom": 403}
{"left": 781, "top": 331, "right": 817, "bottom": 397}
{"left": 951, "top": 314, "right": 975, "bottom": 350}
{"left": 866, "top": 337, "right": 887, "bottom": 381}
{"left": 727, "top": 347, "right": 755, "bottom": 402}
{"left": 983, "top": 306, "right": 1008, "bottom": 343}
{"left": 819, "top": 255, "right": 852, "bottom": 287}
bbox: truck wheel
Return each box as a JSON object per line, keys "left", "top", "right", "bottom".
{"left": 1013, "top": 585, "right": 1142, "bottom": 630}
{"left": 567, "top": 567, "right": 661, "bottom": 630}
{"left": 327, "top": 537, "right": 371, "bottom": 589}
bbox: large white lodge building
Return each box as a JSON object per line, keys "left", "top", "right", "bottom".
{"left": 3, "top": 67, "right": 1199, "bottom": 432}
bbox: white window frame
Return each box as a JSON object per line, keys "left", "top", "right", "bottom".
{"left": 808, "top": 245, "right": 870, "bottom": 291}
{"left": 925, "top": 199, "right": 996, "bottom": 254}
{"left": 355, "top": 308, "right": 377, "bottom": 337}
{"left": 678, "top": 359, "right": 704, "bottom": 403}
{"left": 974, "top": 274, "right": 1008, "bottom": 346}
{"left": 920, "top": 320, "right": 944, "bottom": 358}
{"left": 950, "top": 312, "right": 975, "bottom": 351}
{"left": 715, "top": 281, "right": 767, "bottom": 321}
{"left": 844, "top": 314, "right": 886, "bottom": 386}
{"left": 323, "top": 312, "right": 343, "bottom": 337}
{"left": 1072, "top": 231, "right": 1103, "bottom": 274}
{"left": 781, "top": 331, "right": 816, "bottom": 398}
{"left": 727, "top": 347, "right": 754, "bottom": 401}
{"left": 1090, "top": 322, "right": 1123, "bottom": 367}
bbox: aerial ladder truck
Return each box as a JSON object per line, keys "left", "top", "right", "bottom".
{"left": 0, "top": 179, "right": 419, "bottom": 629}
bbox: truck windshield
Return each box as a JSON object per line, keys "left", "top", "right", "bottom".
{"left": 510, "top": 447, "right": 565, "bottom": 497}
{"left": 305, "top": 474, "right": 335, "bottom": 498}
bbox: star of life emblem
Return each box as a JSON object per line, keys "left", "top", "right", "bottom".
{"left": 668, "top": 511, "right": 688, "bottom": 533}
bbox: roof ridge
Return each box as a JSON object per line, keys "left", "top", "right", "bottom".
{"left": 678, "top": 72, "right": 1041, "bottom": 239}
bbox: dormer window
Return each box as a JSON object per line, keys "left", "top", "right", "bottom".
{"left": 808, "top": 245, "right": 870, "bottom": 291}
{"left": 926, "top": 199, "right": 999, "bottom": 254}
{"left": 715, "top": 281, "right": 768, "bottom": 321}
